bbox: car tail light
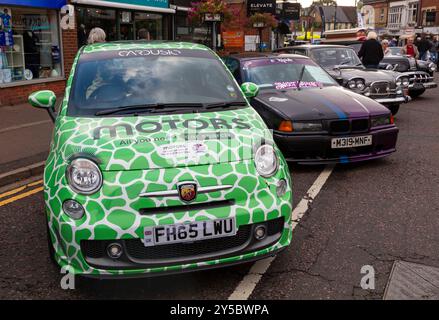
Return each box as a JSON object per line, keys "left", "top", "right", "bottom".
{"left": 390, "top": 115, "right": 394, "bottom": 124}
{"left": 278, "top": 120, "right": 293, "bottom": 132}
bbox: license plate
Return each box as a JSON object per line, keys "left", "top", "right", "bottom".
{"left": 143, "top": 218, "right": 236, "bottom": 247}
{"left": 331, "top": 135, "right": 372, "bottom": 149}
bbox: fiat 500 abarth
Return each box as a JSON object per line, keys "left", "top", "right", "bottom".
{"left": 223, "top": 53, "right": 399, "bottom": 164}
{"left": 28, "top": 42, "right": 293, "bottom": 278}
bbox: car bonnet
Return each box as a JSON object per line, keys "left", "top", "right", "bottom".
{"left": 55, "top": 108, "right": 272, "bottom": 171}
{"left": 255, "top": 86, "right": 389, "bottom": 121}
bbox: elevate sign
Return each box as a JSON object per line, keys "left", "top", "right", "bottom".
{"left": 247, "top": 0, "right": 276, "bottom": 16}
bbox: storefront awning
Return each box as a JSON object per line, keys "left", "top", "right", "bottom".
{"left": 0, "top": 0, "right": 67, "bottom": 9}
{"left": 70, "top": 0, "right": 176, "bottom": 14}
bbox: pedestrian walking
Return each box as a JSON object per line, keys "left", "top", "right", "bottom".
{"left": 430, "top": 36, "right": 438, "bottom": 63}
{"left": 87, "top": 27, "right": 106, "bottom": 44}
{"left": 417, "top": 35, "right": 432, "bottom": 61}
{"left": 358, "top": 31, "right": 384, "bottom": 69}
{"left": 401, "top": 37, "right": 419, "bottom": 59}
{"left": 382, "top": 39, "right": 391, "bottom": 56}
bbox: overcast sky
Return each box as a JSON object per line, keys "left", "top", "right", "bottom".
{"left": 297, "top": 0, "right": 357, "bottom": 7}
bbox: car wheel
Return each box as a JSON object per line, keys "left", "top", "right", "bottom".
{"left": 409, "top": 88, "right": 425, "bottom": 98}
{"left": 46, "top": 222, "right": 58, "bottom": 267}
{"left": 388, "top": 105, "right": 400, "bottom": 115}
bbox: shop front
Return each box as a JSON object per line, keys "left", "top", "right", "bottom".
{"left": 170, "top": 0, "right": 209, "bottom": 45}
{"left": 72, "top": 0, "right": 175, "bottom": 47}
{"left": 0, "top": 0, "right": 67, "bottom": 105}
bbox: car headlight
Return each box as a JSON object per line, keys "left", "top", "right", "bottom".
{"left": 356, "top": 80, "right": 365, "bottom": 90}
{"left": 371, "top": 115, "right": 393, "bottom": 127}
{"left": 347, "top": 80, "right": 357, "bottom": 89}
{"left": 254, "top": 144, "right": 278, "bottom": 178}
{"left": 402, "top": 77, "right": 410, "bottom": 87}
{"left": 66, "top": 158, "right": 103, "bottom": 195}
{"left": 396, "top": 78, "right": 402, "bottom": 86}
{"left": 292, "top": 121, "right": 323, "bottom": 132}
{"left": 428, "top": 63, "right": 437, "bottom": 72}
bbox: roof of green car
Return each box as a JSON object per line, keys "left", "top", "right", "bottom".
{"left": 81, "top": 41, "right": 211, "bottom": 54}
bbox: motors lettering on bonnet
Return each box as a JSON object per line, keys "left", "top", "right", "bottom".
{"left": 93, "top": 118, "right": 251, "bottom": 139}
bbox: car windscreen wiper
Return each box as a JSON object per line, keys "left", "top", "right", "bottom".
{"left": 95, "top": 103, "right": 205, "bottom": 116}
{"left": 203, "top": 101, "right": 248, "bottom": 110}
{"left": 297, "top": 65, "right": 306, "bottom": 91}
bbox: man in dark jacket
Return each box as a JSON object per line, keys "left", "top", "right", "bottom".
{"left": 418, "top": 35, "right": 433, "bottom": 61}
{"left": 358, "top": 31, "right": 384, "bottom": 69}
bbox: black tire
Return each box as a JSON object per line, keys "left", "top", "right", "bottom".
{"left": 46, "top": 222, "right": 58, "bottom": 267}
{"left": 388, "top": 104, "right": 400, "bottom": 115}
{"left": 409, "top": 89, "right": 425, "bottom": 98}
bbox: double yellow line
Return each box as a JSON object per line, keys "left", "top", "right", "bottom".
{"left": 0, "top": 180, "right": 44, "bottom": 207}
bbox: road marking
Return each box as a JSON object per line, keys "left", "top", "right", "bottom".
{"left": 0, "top": 120, "right": 52, "bottom": 134}
{"left": 228, "top": 164, "right": 335, "bottom": 300}
{"left": 0, "top": 186, "right": 44, "bottom": 207}
{"left": 0, "top": 179, "right": 43, "bottom": 200}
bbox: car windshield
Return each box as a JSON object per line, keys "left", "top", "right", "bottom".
{"left": 242, "top": 57, "right": 337, "bottom": 89}
{"left": 310, "top": 48, "right": 362, "bottom": 68}
{"left": 68, "top": 48, "right": 245, "bottom": 116}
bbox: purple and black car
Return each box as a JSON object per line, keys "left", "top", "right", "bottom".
{"left": 223, "top": 53, "right": 399, "bottom": 164}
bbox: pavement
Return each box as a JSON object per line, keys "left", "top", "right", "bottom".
{"left": 0, "top": 96, "right": 60, "bottom": 186}
{"left": 0, "top": 77, "right": 438, "bottom": 299}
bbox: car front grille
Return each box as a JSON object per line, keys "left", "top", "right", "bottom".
{"left": 81, "top": 217, "right": 285, "bottom": 268}
{"left": 329, "top": 118, "right": 369, "bottom": 134}
{"left": 410, "top": 73, "right": 431, "bottom": 84}
{"left": 125, "top": 225, "right": 252, "bottom": 260}
{"left": 369, "top": 81, "right": 393, "bottom": 97}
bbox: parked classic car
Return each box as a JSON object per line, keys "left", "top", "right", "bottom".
{"left": 327, "top": 41, "right": 437, "bottom": 98}
{"left": 222, "top": 53, "right": 399, "bottom": 164}
{"left": 274, "top": 45, "right": 410, "bottom": 115}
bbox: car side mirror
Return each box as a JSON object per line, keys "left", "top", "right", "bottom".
{"left": 240, "top": 82, "right": 259, "bottom": 98}
{"left": 28, "top": 90, "right": 57, "bottom": 122}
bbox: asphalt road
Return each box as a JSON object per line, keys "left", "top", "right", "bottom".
{"left": 0, "top": 80, "right": 438, "bottom": 300}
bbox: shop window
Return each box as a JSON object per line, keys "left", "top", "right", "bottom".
{"left": 135, "top": 12, "right": 163, "bottom": 40}
{"left": 76, "top": 6, "right": 116, "bottom": 47}
{"left": 0, "top": 6, "right": 62, "bottom": 85}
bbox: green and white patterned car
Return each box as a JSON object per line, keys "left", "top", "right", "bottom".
{"left": 28, "top": 41, "right": 293, "bottom": 278}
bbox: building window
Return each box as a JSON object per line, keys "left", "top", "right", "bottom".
{"left": 76, "top": 6, "right": 117, "bottom": 46}
{"left": 407, "top": 2, "right": 418, "bottom": 25}
{"left": 0, "top": 6, "right": 62, "bottom": 85}
{"left": 76, "top": 6, "right": 166, "bottom": 47}
{"left": 135, "top": 12, "right": 163, "bottom": 40}
{"left": 388, "top": 6, "right": 403, "bottom": 29}
{"left": 423, "top": 9, "right": 436, "bottom": 27}
{"left": 380, "top": 9, "right": 385, "bottom": 22}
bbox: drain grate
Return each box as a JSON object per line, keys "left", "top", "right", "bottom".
{"left": 384, "top": 260, "right": 439, "bottom": 300}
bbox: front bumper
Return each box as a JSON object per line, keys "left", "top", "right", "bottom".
{"left": 409, "top": 82, "right": 438, "bottom": 90}
{"left": 44, "top": 160, "right": 293, "bottom": 278}
{"left": 274, "top": 126, "right": 399, "bottom": 165}
{"left": 374, "top": 96, "right": 409, "bottom": 105}
{"left": 406, "top": 71, "right": 437, "bottom": 91}
{"left": 50, "top": 215, "right": 292, "bottom": 278}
